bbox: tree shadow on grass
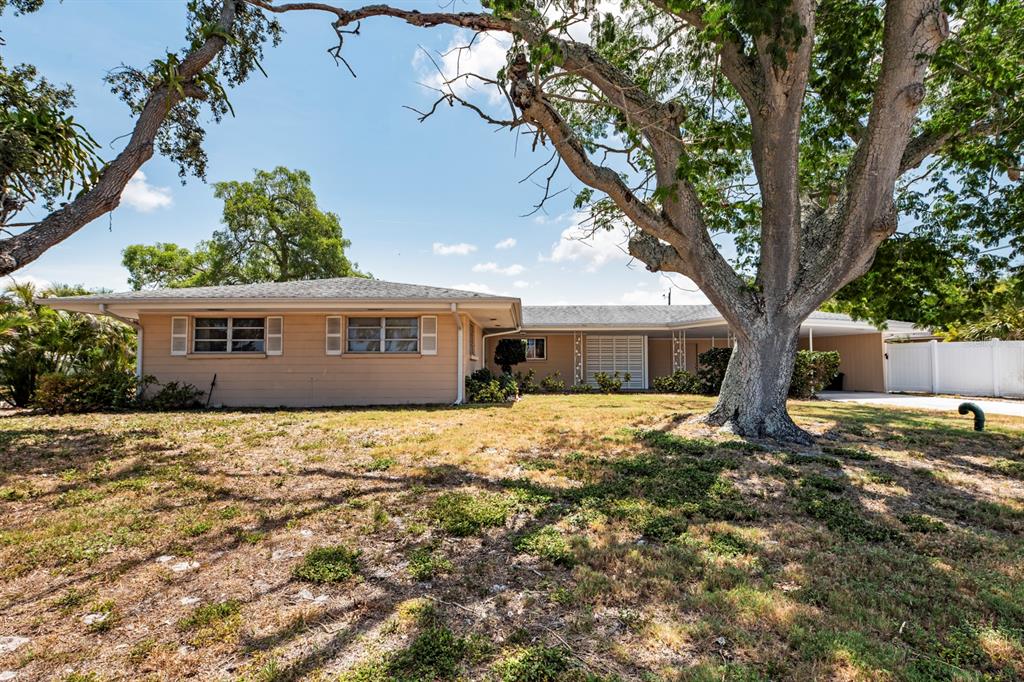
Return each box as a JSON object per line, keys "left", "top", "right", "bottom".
{"left": 2, "top": 403, "right": 1023, "bottom": 679}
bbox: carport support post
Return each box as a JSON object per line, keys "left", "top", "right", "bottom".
{"left": 808, "top": 327, "right": 813, "bottom": 351}
{"left": 453, "top": 303, "right": 464, "bottom": 404}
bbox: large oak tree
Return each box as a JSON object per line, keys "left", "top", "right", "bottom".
{"left": 242, "top": 0, "right": 1022, "bottom": 442}
{"left": 4, "top": 0, "right": 1021, "bottom": 442}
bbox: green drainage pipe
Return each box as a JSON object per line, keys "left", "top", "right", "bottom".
{"left": 958, "top": 402, "right": 985, "bottom": 431}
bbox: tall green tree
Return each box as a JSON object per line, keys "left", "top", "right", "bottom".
{"left": 246, "top": 0, "right": 1023, "bottom": 441}
{"left": 0, "top": 0, "right": 281, "bottom": 274}
{"left": 122, "top": 167, "right": 365, "bottom": 289}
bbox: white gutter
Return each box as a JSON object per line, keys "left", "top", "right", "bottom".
{"left": 452, "top": 303, "right": 464, "bottom": 404}
{"left": 99, "top": 304, "right": 143, "bottom": 384}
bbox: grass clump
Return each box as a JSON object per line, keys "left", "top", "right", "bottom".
{"left": 799, "top": 473, "right": 845, "bottom": 494}
{"left": 178, "top": 600, "right": 242, "bottom": 646}
{"left": 708, "top": 530, "right": 756, "bottom": 557}
{"left": 783, "top": 453, "right": 842, "bottom": 468}
{"left": 821, "top": 445, "right": 876, "bottom": 461}
{"left": 407, "top": 546, "right": 454, "bottom": 581}
{"left": 992, "top": 459, "right": 1024, "bottom": 479}
{"left": 430, "top": 491, "right": 511, "bottom": 536}
{"left": 796, "top": 488, "right": 900, "bottom": 543}
{"left": 899, "top": 513, "right": 949, "bottom": 533}
{"left": 516, "top": 526, "right": 575, "bottom": 566}
{"left": 493, "top": 645, "right": 574, "bottom": 681}
{"left": 293, "top": 545, "right": 360, "bottom": 583}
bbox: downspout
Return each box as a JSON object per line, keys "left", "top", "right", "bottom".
{"left": 452, "top": 303, "right": 464, "bottom": 404}
{"left": 99, "top": 304, "right": 143, "bottom": 385}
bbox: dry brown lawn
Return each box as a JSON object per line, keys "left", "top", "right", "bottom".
{"left": 0, "top": 394, "right": 1022, "bottom": 681}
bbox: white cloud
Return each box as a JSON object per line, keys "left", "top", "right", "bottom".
{"left": 120, "top": 171, "right": 172, "bottom": 212}
{"left": 3, "top": 273, "right": 52, "bottom": 292}
{"left": 495, "top": 238, "right": 517, "bottom": 249}
{"left": 433, "top": 242, "right": 477, "bottom": 256}
{"left": 618, "top": 274, "right": 710, "bottom": 305}
{"left": 413, "top": 30, "right": 512, "bottom": 105}
{"left": 448, "top": 282, "right": 499, "bottom": 295}
{"left": 472, "top": 262, "right": 525, "bottom": 276}
{"left": 512, "top": 280, "right": 530, "bottom": 289}
{"left": 542, "top": 213, "right": 630, "bottom": 272}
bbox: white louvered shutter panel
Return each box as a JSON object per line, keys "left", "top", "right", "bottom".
{"left": 585, "top": 336, "right": 646, "bottom": 389}
{"left": 171, "top": 316, "right": 188, "bottom": 356}
{"left": 266, "top": 316, "right": 283, "bottom": 355}
{"left": 421, "top": 316, "right": 438, "bottom": 355}
{"left": 326, "top": 316, "right": 342, "bottom": 355}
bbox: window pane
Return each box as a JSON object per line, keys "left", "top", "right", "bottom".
{"left": 232, "top": 318, "right": 264, "bottom": 328}
{"left": 231, "top": 328, "right": 264, "bottom": 340}
{"left": 534, "top": 338, "right": 546, "bottom": 359}
{"left": 194, "top": 328, "right": 228, "bottom": 340}
{"left": 384, "top": 326, "right": 418, "bottom": 339}
{"left": 347, "top": 339, "right": 381, "bottom": 352}
{"left": 195, "top": 318, "right": 228, "bottom": 328}
{"left": 232, "top": 339, "right": 265, "bottom": 352}
{"left": 348, "top": 327, "right": 381, "bottom": 340}
{"left": 384, "top": 339, "right": 418, "bottom": 353}
{"left": 347, "top": 318, "right": 382, "bottom": 328}
{"left": 194, "top": 340, "right": 228, "bottom": 353}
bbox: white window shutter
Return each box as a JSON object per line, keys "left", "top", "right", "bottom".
{"left": 421, "top": 316, "right": 437, "bottom": 355}
{"left": 326, "top": 316, "right": 343, "bottom": 355}
{"left": 266, "top": 316, "right": 283, "bottom": 355}
{"left": 171, "top": 316, "right": 188, "bottom": 356}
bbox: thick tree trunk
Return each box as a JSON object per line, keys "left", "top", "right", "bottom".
{"left": 705, "top": 320, "right": 810, "bottom": 444}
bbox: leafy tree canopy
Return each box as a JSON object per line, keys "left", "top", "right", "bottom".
{"left": 122, "top": 166, "right": 366, "bottom": 289}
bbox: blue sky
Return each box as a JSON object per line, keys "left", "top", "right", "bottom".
{"left": 5, "top": 0, "right": 709, "bottom": 305}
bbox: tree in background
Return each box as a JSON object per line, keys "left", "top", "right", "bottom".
{"left": 122, "top": 167, "right": 365, "bottom": 289}
{"left": 0, "top": 282, "right": 135, "bottom": 406}
{"left": 0, "top": 0, "right": 281, "bottom": 274}
{"left": 244, "top": 0, "right": 1023, "bottom": 441}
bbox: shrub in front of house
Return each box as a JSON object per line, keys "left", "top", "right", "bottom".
{"left": 539, "top": 371, "right": 565, "bottom": 392}
{"left": 651, "top": 369, "right": 701, "bottom": 394}
{"left": 33, "top": 369, "right": 140, "bottom": 413}
{"left": 789, "top": 350, "right": 841, "bottom": 399}
{"left": 33, "top": 371, "right": 205, "bottom": 414}
{"left": 465, "top": 368, "right": 519, "bottom": 403}
{"left": 144, "top": 380, "right": 206, "bottom": 410}
{"left": 697, "top": 347, "right": 733, "bottom": 394}
{"left": 685, "top": 347, "right": 840, "bottom": 398}
{"left": 593, "top": 371, "right": 630, "bottom": 393}
{"left": 514, "top": 368, "right": 542, "bottom": 394}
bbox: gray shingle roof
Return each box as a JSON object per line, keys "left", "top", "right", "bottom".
{"left": 522, "top": 305, "right": 721, "bottom": 327}
{"left": 521, "top": 305, "right": 877, "bottom": 328}
{"left": 46, "top": 278, "right": 511, "bottom": 302}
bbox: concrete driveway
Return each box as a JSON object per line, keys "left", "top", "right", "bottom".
{"left": 819, "top": 391, "right": 1024, "bottom": 418}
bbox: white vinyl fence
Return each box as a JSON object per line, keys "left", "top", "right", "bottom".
{"left": 886, "top": 340, "right": 1024, "bottom": 398}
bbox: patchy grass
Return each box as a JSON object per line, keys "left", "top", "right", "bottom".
{"left": 293, "top": 545, "right": 360, "bottom": 584}
{"left": 0, "top": 394, "right": 1021, "bottom": 679}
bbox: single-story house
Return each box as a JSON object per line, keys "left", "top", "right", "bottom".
{"left": 42, "top": 277, "right": 925, "bottom": 407}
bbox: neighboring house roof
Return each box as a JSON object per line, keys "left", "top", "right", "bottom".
{"left": 44, "top": 278, "right": 513, "bottom": 303}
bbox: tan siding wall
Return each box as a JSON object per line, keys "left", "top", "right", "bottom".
{"left": 648, "top": 338, "right": 673, "bottom": 381}
{"left": 801, "top": 332, "right": 885, "bottom": 391}
{"left": 485, "top": 333, "right": 576, "bottom": 384}
{"left": 141, "top": 312, "right": 459, "bottom": 407}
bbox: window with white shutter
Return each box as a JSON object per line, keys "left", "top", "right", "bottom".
{"left": 326, "top": 316, "right": 343, "bottom": 355}
{"left": 266, "top": 316, "right": 283, "bottom": 355}
{"left": 171, "top": 316, "right": 188, "bottom": 356}
{"left": 421, "top": 315, "right": 438, "bottom": 355}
